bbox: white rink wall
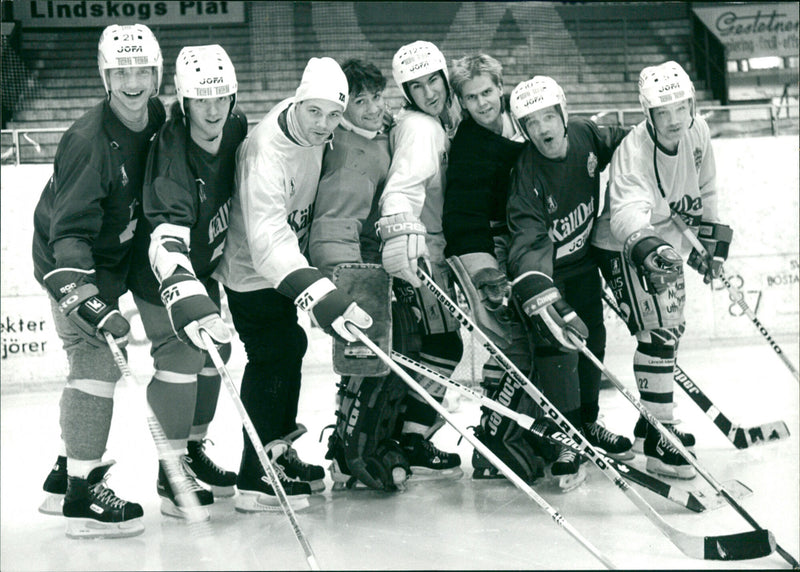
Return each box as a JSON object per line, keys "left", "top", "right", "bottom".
{"left": 1, "top": 135, "right": 798, "bottom": 389}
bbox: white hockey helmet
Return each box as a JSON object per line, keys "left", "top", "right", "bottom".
{"left": 392, "top": 40, "right": 449, "bottom": 101}
{"left": 509, "top": 76, "right": 568, "bottom": 128}
{"left": 98, "top": 24, "right": 163, "bottom": 96}
{"left": 638, "top": 61, "right": 695, "bottom": 123}
{"left": 174, "top": 44, "right": 238, "bottom": 115}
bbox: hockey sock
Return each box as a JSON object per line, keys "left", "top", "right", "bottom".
{"left": 146, "top": 372, "right": 197, "bottom": 451}
{"left": 59, "top": 381, "right": 114, "bottom": 461}
{"left": 190, "top": 366, "right": 222, "bottom": 438}
{"left": 633, "top": 340, "right": 676, "bottom": 421}
{"left": 67, "top": 458, "right": 104, "bottom": 479}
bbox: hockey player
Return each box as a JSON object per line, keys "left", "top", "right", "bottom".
{"left": 126, "top": 44, "right": 247, "bottom": 518}
{"left": 442, "top": 54, "right": 547, "bottom": 484}
{"left": 506, "top": 76, "right": 633, "bottom": 479}
{"left": 213, "top": 57, "right": 372, "bottom": 511}
{"left": 306, "top": 59, "right": 412, "bottom": 491}
{"left": 592, "top": 61, "right": 727, "bottom": 479}
{"left": 34, "top": 24, "right": 165, "bottom": 537}
{"left": 374, "top": 40, "right": 466, "bottom": 477}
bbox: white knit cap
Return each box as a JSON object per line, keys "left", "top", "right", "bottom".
{"left": 294, "top": 57, "right": 349, "bottom": 109}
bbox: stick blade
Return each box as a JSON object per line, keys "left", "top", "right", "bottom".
{"left": 687, "top": 479, "right": 753, "bottom": 512}
{"left": 704, "top": 529, "right": 775, "bottom": 561}
{"left": 732, "top": 421, "right": 791, "bottom": 449}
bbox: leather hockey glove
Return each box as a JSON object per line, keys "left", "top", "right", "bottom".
{"left": 279, "top": 267, "right": 373, "bottom": 343}
{"left": 43, "top": 268, "right": 129, "bottom": 348}
{"left": 623, "top": 229, "right": 683, "bottom": 295}
{"left": 376, "top": 213, "right": 428, "bottom": 288}
{"left": 511, "top": 271, "right": 588, "bottom": 351}
{"left": 159, "top": 271, "right": 231, "bottom": 351}
{"left": 687, "top": 221, "right": 733, "bottom": 284}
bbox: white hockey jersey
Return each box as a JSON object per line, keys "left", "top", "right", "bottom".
{"left": 214, "top": 98, "right": 324, "bottom": 292}
{"left": 592, "top": 115, "right": 718, "bottom": 257}
{"left": 379, "top": 108, "right": 450, "bottom": 234}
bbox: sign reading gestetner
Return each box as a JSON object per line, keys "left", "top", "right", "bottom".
{"left": 17, "top": 1, "right": 245, "bottom": 28}
{"left": 692, "top": 3, "right": 799, "bottom": 60}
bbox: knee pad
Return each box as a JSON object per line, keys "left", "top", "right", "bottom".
{"left": 153, "top": 336, "right": 206, "bottom": 375}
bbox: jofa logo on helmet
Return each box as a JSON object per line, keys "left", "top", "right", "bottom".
{"left": 657, "top": 82, "right": 680, "bottom": 93}
{"left": 117, "top": 45, "right": 142, "bottom": 53}
{"left": 199, "top": 77, "right": 224, "bottom": 85}
{"left": 587, "top": 152, "right": 598, "bottom": 178}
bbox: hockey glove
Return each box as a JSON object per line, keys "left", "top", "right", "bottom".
{"left": 687, "top": 221, "right": 733, "bottom": 284}
{"left": 623, "top": 229, "right": 683, "bottom": 295}
{"left": 279, "top": 268, "right": 373, "bottom": 343}
{"left": 43, "top": 268, "right": 129, "bottom": 348}
{"left": 511, "top": 271, "right": 588, "bottom": 351}
{"left": 159, "top": 272, "right": 231, "bottom": 351}
{"left": 377, "top": 213, "right": 428, "bottom": 288}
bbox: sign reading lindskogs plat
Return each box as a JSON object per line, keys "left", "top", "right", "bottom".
{"left": 692, "top": 3, "right": 800, "bottom": 60}
{"left": 17, "top": 1, "right": 245, "bottom": 28}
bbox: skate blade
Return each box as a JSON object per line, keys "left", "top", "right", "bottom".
{"left": 208, "top": 484, "right": 236, "bottom": 498}
{"left": 39, "top": 493, "right": 65, "bottom": 515}
{"left": 645, "top": 458, "right": 696, "bottom": 480}
{"left": 408, "top": 466, "right": 464, "bottom": 482}
{"left": 65, "top": 516, "right": 144, "bottom": 539}
{"left": 234, "top": 490, "right": 310, "bottom": 513}
{"left": 159, "top": 498, "right": 211, "bottom": 522}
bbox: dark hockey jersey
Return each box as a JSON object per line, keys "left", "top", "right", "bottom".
{"left": 32, "top": 98, "right": 166, "bottom": 302}
{"left": 507, "top": 117, "right": 628, "bottom": 280}
{"left": 127, "top": 106, "right": 248, "bottom": 304}
{"left": 443, "top": 113, "right": 526, "bottom": 258}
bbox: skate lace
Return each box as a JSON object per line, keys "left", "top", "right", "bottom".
{"left": 192, "top": 439, "right": 226, "bottom": 476}
{"left": 90, "top": 477, "right": 127, "bottom": 509}
{"left": 555, "top": 448, "right": 578, "bottom": 463}
{"left": 668, "top": 425, "right": 691, "bottom": 440}
{"left": 282, "top": 447, "right": 311, "bottom": 470}
{"left": 587, "top": 422, "right": 621, "bottom": 444}
{"left": 420, "top": 439, "right": 452, "bottom": 460}
{"left": 168, "top": 458, "right": 207, "bottom": 495}
{"left": 658, "top": 435, "right": 682, "bottom": 454}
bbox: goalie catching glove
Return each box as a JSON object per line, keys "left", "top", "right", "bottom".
{"left": 511, "top": 271, "right": 588, "bottom": 351}
{"left": 687, "top": 221, "right": 733, "bottom": 284}
{"left": 150, "top": 224, "right": 231, "bottom": 350}
{"left": 278, "top": 267, "right": 372, "bottom": 342}
{"left": 623, "top": 229, "right": 683, "bottom": 294}
{"left": 43, "top": 268, "right": 129, "bottom": 348}
{"left": 376, "top": 213, "right": 428, "bottom": 287}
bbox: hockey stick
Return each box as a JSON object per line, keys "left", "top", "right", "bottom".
{"left": 199, "top": 330, "right": 320, "bottom": 571}
{"left": 568, "top": 331, "right": 797, "bottom": 568}
{"left": 416, "top": 267, "right": 776, "bottom": 561}
{"left": 391, "top": 351, "right": 752, "bottom": 513}
{"left": 600, "top": 288, "right": 791, "bottom": 449}
{"left": 345, "top": 324, "right": 617, "bottom": 570}
{"left": 104, "top": 333, "right": 211, "bottom": 528}
{"left": 671, "top": 214, "right": 799, "bottom": 382}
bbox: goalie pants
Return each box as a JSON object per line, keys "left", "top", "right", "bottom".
{"left": 595, "top": 247, "right": 686, "bottom": 421}
{"left": 224, "top": 286, "right": 307, "bottom": 481}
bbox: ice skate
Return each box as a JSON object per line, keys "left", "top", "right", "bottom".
{"left": 471, "top": 447, "right": 505, "bottom": 480}
{"left": 582, "top": 421, "right": 634, "bottom": 460}
{"left": 157, "top": 458, "right": 213, "bottom": 521}
{"left": 63, "top": 461, "right": 144, "bottom": 539}
{"left": 401, "top": 433, "right": 463, "bottom": 481}
{"left": 235, "top": 464, "right": 312, "bottom": 513}
{"left": 549, "top": 446, "right": 587, "bottom": 492}
{"left": 633, "top": 415, "right": 696, "bottom": 454}
{"left": 39, "top": 455, "right": 67, "bottom": 515}
{"left": 185, "top": 440, "right": 236, "bottom": 498}
{"left": 643, "top": 425, "right": 696, "bottom": 479}
{"left": 269, "top": 440, "right": 325, "bottom": 493}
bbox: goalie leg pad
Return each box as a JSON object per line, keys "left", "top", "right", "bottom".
{"left": 332, "top": 263, "right": 392, "bottom": 376}
{"left": 332, "top": 373, "right": 410, "bottom": 491}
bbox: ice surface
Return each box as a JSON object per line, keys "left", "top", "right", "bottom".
{"left": 1, "top": 327, "right": 798, "bottom": 571}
